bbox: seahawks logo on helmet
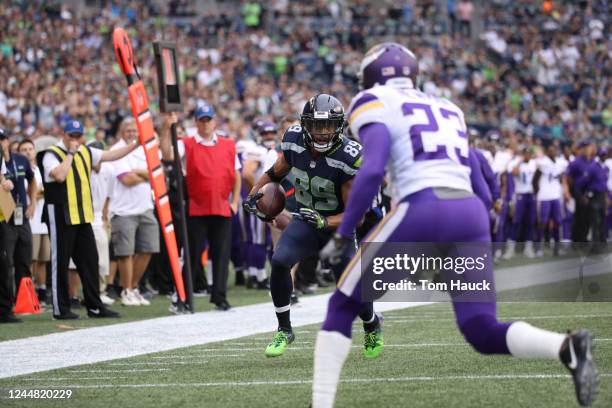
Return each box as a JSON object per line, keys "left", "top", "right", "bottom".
{"left": 300, "top": 94, "right": 346, "bottom": 153}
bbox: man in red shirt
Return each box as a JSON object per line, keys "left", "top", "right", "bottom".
{"left": 160, "top": 104, "right": 241, "bottom": 310}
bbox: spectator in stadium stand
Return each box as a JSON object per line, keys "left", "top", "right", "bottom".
{"left": 456, "top": 0, "right": 474, "bottom": 38}
{"left": 18, "top": 139, "right": 50, "bottom": 306}
{"left": 0, "top": 151, "right": 19, "bottom": 323}
{"left": 159, "top": 104, "right": 241, "bottom": 311}
{"left": 0, "top": 129, "right": 37, "bottom": 304}
{"left": 39, "top": 119, "right": 136, "bottom": 320}
{"left": 108, "top": 118, "right": 159, "bottom": 307}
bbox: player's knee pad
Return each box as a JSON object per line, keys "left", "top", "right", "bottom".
{"left": 459, "top": 313, "right": 505, "bottom": 355}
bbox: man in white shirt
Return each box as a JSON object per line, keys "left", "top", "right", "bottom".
{"left": 18, "top": 139, "right": 49, "bottom": 305}
{"left": 108, "top": 118, "right": 158, "bottom": 307}
{"left": 87, "top": 141, "right": 115, "bottom": 306}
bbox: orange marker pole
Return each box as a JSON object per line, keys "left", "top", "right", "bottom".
{"left": 112, "top": 28, "right": 187, "bottom": 305}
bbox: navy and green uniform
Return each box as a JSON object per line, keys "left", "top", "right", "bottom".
{"left": 270, "top": 124, "right": 362, "bottom": 315}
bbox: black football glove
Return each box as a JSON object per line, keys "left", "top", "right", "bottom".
{"left": 320, "top": 233, "right": 352, "bottom": 266}
{"left": 242, "top": 192, "right": 273, "bottom": 222}
{"left": 296, "top": 207, "right": 328, "bottom": 229}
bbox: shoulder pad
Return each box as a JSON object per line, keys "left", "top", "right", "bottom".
{"left": 281, "top": 124, "right": 306, "bottom": 154}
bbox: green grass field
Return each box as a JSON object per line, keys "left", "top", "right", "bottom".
{"left": 1, "top": 302, "right": 610, "bottom": 407}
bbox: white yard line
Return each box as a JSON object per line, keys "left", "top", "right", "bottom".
{"left": 386, "top": 314, "right": 612, "bottom": 323}
{"left": 105, "top": 361, "right": 209, "bottom": 366}
{"left": 10, "top": 373, "right": 612, "bottom": 389}
{"left": 67, "top": 369, "right": 169, "bottom": 373}
{"left": 22, "top": 377, "right": 129, "bottom": 381}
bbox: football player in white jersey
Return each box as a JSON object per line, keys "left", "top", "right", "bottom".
{"left": 503, "top": 146, "right": 537, "bottom": 259}
{"left": 313, "top": 42, "right": 599, "bottom": 408}
{"left": 241, "top": 122, "right": 279, "bottom": 289}
{"left": 533, "top": 144, "right": 568, "bottom": 255}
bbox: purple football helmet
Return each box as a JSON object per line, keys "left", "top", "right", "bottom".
{"left": 258, "top": 121, "right": 278, "bottom": 149}
{"left": 359, "top": 42, "right": 419, "bottom": 90}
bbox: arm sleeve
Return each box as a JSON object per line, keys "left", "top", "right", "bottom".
{"left": 42, "top": 152, "right": 61, "bottom": 183}
{"left": 24, "top": 158, "right": 34, "bottom": 182}
{"left": 469, "top": 148, "right": 493, "bottom": 210}
{"left": 476, "top": 149, "right": 500, "bottom": 201}
{"left": 337, "top": 123, "right": 391, "bottom": 238}
{"left": 90, "top": 147, "right": 104, "bottom": 167}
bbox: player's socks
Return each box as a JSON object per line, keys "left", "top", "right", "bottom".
{"left": 361, "top": 311, "right": 378, "bottom": 332}
{"left": 276, "top": 307, "right": 292, "bottom": 332}
{"left": 313, "top": 330, "right": 351, "bottom": 408}
{"left": 506, "top": 321, "right": 566, "bottom": 359}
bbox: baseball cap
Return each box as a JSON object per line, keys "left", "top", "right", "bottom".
{"left": 577, "top": 138, "right": 593, "bottom": 148}
{"left": 0, "top": 128, "right": 7, "bottom": 140}
{"left": 195, "top": 103, "right": 215, "bottom": 120}
{"left": 64, "top": 120, "right": 84, "bottom": 135}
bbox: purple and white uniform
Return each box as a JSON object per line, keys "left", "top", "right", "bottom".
{"left": 510, "top": 158, "right": 537, "bottom": 242}
{"left": 242, "top": 142, "right": 274, "bottom": 280}
{"left": 324, "top": 85, "right": 511, "bottom": 354}
{"left": 536, "top": 155, "right": 565, "bottom": 242}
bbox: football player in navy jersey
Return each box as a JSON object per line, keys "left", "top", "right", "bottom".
{"left": 244, "top": 94, "right": 382, "bottom": 358}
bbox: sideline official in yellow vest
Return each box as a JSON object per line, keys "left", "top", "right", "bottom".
{"left": 38, "top": 120, "right": 139, "bottom": 320}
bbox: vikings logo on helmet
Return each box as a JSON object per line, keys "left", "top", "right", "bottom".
{"left": 358, "top": 42, "right": 419, "bottom": 90}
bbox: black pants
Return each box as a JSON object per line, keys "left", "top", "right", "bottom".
{"left": 588, "top": 192, "right": 607, "bottom": 244}
{"left": 47, "top": 204, "right": 104, "bottom": 316}
{"left": 0, "top": 222, "right": 13, "bottom": 316}
{"left": 187, "top": 215, "right": 231, "bottom": 305}
{"left": 1, "top": 221, "right": 32, "bottom": 301}
{"left": 572, "top": 194, "right": 590, "bottom": 242}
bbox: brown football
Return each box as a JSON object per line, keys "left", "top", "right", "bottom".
{"left": 256, "top": 182, "right": 286, "bottom": 219}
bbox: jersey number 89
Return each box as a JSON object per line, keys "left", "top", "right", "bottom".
{"left": 292, "top": 168, "right": 338, "bottom": 212}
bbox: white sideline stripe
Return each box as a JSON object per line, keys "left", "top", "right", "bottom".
{"left": 67, "top": 369, "right": 169, "bottom": 373}
{"left": 0, "top": 293, "right": 432, "bottom": 379}
{"left": 11, "top": 373, "right": 612, "bottom": 389}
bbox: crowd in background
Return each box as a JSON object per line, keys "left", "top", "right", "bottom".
{"left": 0, "top": 0, "right": 610, "bottom": 320}
{"left": 0, "top": 0, "right": 609, "bottom": 146}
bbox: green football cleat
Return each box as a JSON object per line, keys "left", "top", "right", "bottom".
{"left": 265, "top": 329, "right": 295, "bottom": 357}
{"left": 363, "top": 328, "right": 384, "bottom": 358}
